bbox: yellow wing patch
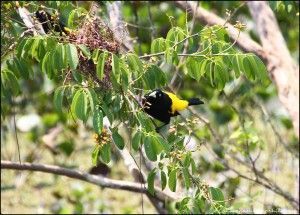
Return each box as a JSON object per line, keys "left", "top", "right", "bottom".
{"left": 164, "top": 92, "right": 188, "bottom": 114}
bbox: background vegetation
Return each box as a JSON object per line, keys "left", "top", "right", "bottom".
{"left": 1, "top": 1, "right": 299, "bottom": 214}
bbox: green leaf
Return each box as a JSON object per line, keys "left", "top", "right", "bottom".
{"left": 152, "top": 135, "right": 164, "bottom": 155}
{"left": 92, "top": 145, "right": 100, "bottom": 165}
{"left": 30, "top": 37, "right": 41, "bottom": 60}
{"left": 83, "top": 88, "right": 98, "bottom": 113}
{"left": 143, "top": 66, "right": 156, "bottom": 90}
{"left": 251, "top": 54, "right": 269, "bottom": 84}
{"left": 186, "top": 57, "right": 206, "bottom": 81}
{"left": 147, "top": 169, "right": 156, "bottom": 195}
{"left": 45, "top": 37, "right": 57, "bottom": 50}
{"left": 193, "top": 196, "right": 205, "bottom": 213}
{"left": 71, "top": 89, "right": 88, "bottom": 122}
{"left": 111, "top": 54, "right": 120, "bottom": 79}
{"left": 20, "top": 38, "right": 34, "bottom": 59}
{"left": 112, "top": 130, "right": 125, "bottom": 150}
{"left": 144, "top": 136, "right": 157, "bottom": 161}
{"left": 1, "top": 69, "right": 20, "bottom": 95}
{"left": 154, "top": 65, "right": 167, "bottom": 87}
{"left": 127, "top": 53, "right": 143, "bottom": 74}
{"left": 92, "top": 49, "right": 100, "bottom": 63}
{"left": 144, "top": 64, "right": 167, "bottom": 89}
{"left": 6, "top": 58, "right": 20, "bottom": 78}
{"left": 137, "top": 112, "right": 155, "bottom": 132}
{"left": 182, "top": 167, "right": 191, "bottom": 189}
{"left": 168, "top": 169, "right": 177, "bottom": 192}
{"left": 166, "top": 27, "right": 185, "bottom": 51}
{"left": 132, "top": 131, "right": 142, "bottom": 151}
{"left": 78, "top": 44, "right": 91, "bottom": 59}
{"left": 42, "top": 52, "right": 52, "bottom": 78}
{"left": 96, "top": 51, "right": 108, "bottom": 80}
{"left": 55, "top": 43, "right": 67, "bottom": 71}
{"left": 93, "top": 109, "right": 103, "bottom": 134}
{"left": 68, "top": 8, "right": 87, "bottom": 29}
{"left": 214, "top": 61, "right": 227, "bottom": 90}
{"left": 10, "top": 57, "right": 30, "bottom": 80}
{"left": 49, "top": 51, "right": 57, "bottom": 78}
{"left": 209, "top": 187, "right": 225, "bottom": 207}
{"left": 66, "top": 44, "right": 79, "bottom": 70}
{"left": 37, "top": 39, "right": 47, "bottom": 62}
{"left": 53, "top": 86, "right": 66, "bottom": 112}
{"left": 155, "top": 135, "right": 170, "bottom": 152}
{"left": 100, "top": 143, "right": 111, "bottom": 164}
{"left": 243, "top": 56, "right": 256, "bottom": 80}
{"left": 190, "top": 158, "right": 197, "bottom": 174}
{"left": 183, "top": 153, "right": 191, "bottom": 167}
{"left": 101, "top": 102, "right": 114, "bottom": 123}
{"left": 164, "top": 48, "right": 178, "bottom": 64}
{"left": 208, "top": 61, "right": 215, "bottom": 87}
{"left": 72, "top": 70, "right": 83, "bottom": 83}
{"left": 120, "top": 61, "right": 129, "bottom": 90}
{"left": 68, "top": 9, "right": 76, "bottom": 29}
{"left": 160, "top": 170, "right": 167, "bottom": 190}
{"left": 16, "top": 38, "right": 27, "bottom": 59}
{"left": 231, "top": 54, "right": 244, "bottom": 78}
{"left": 151, "top": 38, "right": 166, "bottom": 53}
{"left": 199, "top": 59, "right": 208, "bottom": 80}
{"left": 215, "top": 26, "right": 230, "bottom": 42}
{"left": 111, "top": 54, "right": 121, "bottom": 88}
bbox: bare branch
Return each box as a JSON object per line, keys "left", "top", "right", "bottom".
{"left": 1, "top": 160, "right": 178, "bottom": 203}
{"left": 189, "top": 104, "right": 299, "bottom": 210}
{"left": 230, "top": 156, "right": 299, "bottom": 211}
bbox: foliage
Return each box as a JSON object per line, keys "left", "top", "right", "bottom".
{"left": 1, "top": 1, "right": 298, "bottom": 214}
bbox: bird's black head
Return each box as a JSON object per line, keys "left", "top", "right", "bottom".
{"left": 144, "top": 89, "right": 163, "bottom": 102}
{"left": 35, "top": 10, "right": 51, "bottom": 22}
{"left": 143, "top": 89, "right": 163, "bottom": 104}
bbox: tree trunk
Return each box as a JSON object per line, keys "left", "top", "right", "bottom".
{"left": 247, "top": 1, "right": 299, "bottom": 138}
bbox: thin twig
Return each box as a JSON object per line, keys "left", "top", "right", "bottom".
{"left": 147, "top": 1, "right": 156, "bottom": 40}
{"left": 12, "top": 104, "right": 21, "bottom": 164}
{"left": 170, "top": 1, "right": 199, "bottom": 91}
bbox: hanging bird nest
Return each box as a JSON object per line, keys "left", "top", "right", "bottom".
{"left": 68, "top": 17, "right": 120, "bottom": 89}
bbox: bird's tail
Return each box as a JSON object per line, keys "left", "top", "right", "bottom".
{"left": 188, "top": 98, "right": 204, "bottom": 106}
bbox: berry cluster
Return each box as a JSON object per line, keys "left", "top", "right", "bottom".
{"left": 93, "top": 128, "right": 111, "bottom": 148}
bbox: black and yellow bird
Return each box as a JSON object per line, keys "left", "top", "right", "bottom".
{"left": 142, "top": 89, "right": 204, "bottom": 130}
{"left": 35, "top": 10, "right": 71, "bottom": 35}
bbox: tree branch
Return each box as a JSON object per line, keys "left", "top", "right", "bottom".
{"left": 1, "top": 160, "right": 178, "bottom": 203}
{"left": 174, "top": 1, "right": 299, "bottom": 138}
{"left": 189, "top": 105, "right": 299, "bottom": 210}
{"left": 229, "top": 156, "right": 299, "bottom": 211}
{"left": 178, "top": 106, "right": 298, "bottom": 209}
{"left": 173, "top": 1, "right": 266, "bottom": 59}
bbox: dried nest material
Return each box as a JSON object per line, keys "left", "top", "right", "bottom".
{"left": 72, "top": 17, "right": 120, "bottom": 52}
{"left": 69, "top": 17, "right": 120, "bottom": 89}
{"left": 77, "top": 56, "right": 113, "bottom": 89}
